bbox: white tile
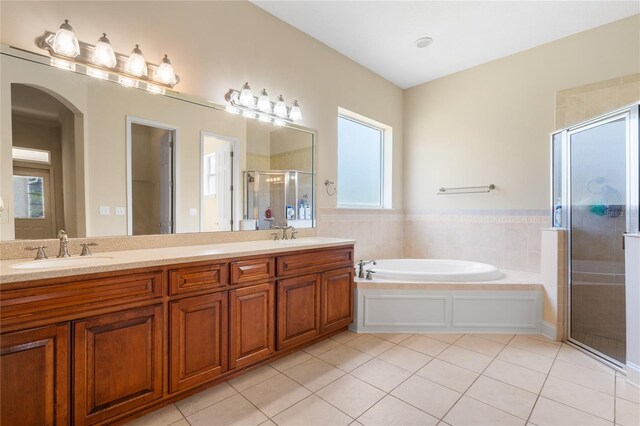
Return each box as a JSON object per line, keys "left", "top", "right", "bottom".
{"left": 484, "top": 359, "right": 547, "bottom": 394}
{"left": 318, "top": 344, "right": 373, "bottom": 372}
{"left": 466, "top": 376, "right": 537, "bottom": 419}
{"left": 346, "top": 335, "right": 395, "bottom": 357}
{"left": 270, "top": 351, "right": 313, "bottom": 372}
{"left": 284, "top": 357, "right": 345, "bottom": 391}
{"left": 331, "top": 330, "right": 360, "bottom": 344}
{"left": 377, "top": 345, "right": 432, "bottom": 372}
{"left": 416, "top": 359, "right": 479, "bottom": 393}
{"left": 260, "top": 421, "right": 277, "bottom": 426}
{"left": 400, "top": 335, "right": 450, "bottom": 357}
{"left": 391, "top": 375, "right": 462, "bottom": 418}
{"left": 444, "top": 396, "right": 525, "bottom": 426}
{"left": 304, "top": 338, "right": 341, "bottom": 356}
{"left": 550, "top": 358, "right": 615, "bottom": 395}
{"left": 437, "top": 345, "right": 493, "bottom": 373}
{"left": 420, "top": 333, "right": 464, "bottom": 344}
{"left": 242, "top": 374, "right": 311, "bottom": 417}
{"left": 126, "top": 404, "right": 184, "bottom": 426}
{"left": 358, "top": 395, "right": 439, "bottom": 426}
{"left": 616, "top": 377, "right": 640, "bottom": 403}
{"left": 556, "top": 345, "right": 616, "bottom": 374}
{"left": 272, "top": 395, "right": 352, "bottom": 426}
{"left": 541, "top": 376, "right": 614, "bottom": 421}
{"left": 529, "top": 397, "right": 612, "bottom": 426}
{"left": 474, "top": 333, "right": 515, "bottom": 344}
{"left": 371, "top": 333, "right": 413, "bottom": 344}
{"left": 351, "top": 358, "right": 412, "bottom": 392}
{"left": 455, "top": 335, "right": 505, "bottom": 357}
{"left": 508, "top": 335, "right": 561, "bottom": 358}
{"left": 187, "top": 394, "right": 268, "bottom": 426}
{"left": 228, "top": 365, "right": 279, "bottom": 392}
{"left": 168, "top": 420, "right": 189, "bottom": 426}
{"left": 316, "top": 375, "right": 385, "bottom": 418}
{"left": 175, "top": 382, "right": 237, "bottom": 417}
{"left": 497, "top": 346, "right": 554, "bottom": 374}
{"left": 615, "top": 398, "right": 640, "bottom": 426}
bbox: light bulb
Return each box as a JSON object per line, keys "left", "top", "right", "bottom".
{"left": 155, "top": 54, "right": 176, "bottom": 85}
{"left": 288, "top": 100, "right": 302, "bottom": 122}
{"left": 126, "top": 44, "right": 147, "bottom": 77}
{"left": 93, "top": 33, "right": 117, "bottom": 68}
{"left": 239, "top": 82, "right": 255, "bottom": 108}
{"left": 256, "top": 89, "right": 271, "bottom": 113}
{"left": 273, "top": 95, "right": 287, "bottom": 118}
{"left": 52, "top": 19, "right": 80, "bottom": 57}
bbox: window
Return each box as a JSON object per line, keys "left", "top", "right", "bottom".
{"left": 13, "top": 175, "right": 45, "bottom": 219}
{"left": 337, "top": 109, "right": 391, "bottom": 208}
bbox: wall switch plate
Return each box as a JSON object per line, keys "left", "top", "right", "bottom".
{"left": 115, "top": 207, "right": 125, "bottom": 216}
{"left": 189, "top": 208, "right": 198, "bottom": 216}
{"left": 99, "top": 206, "right": 110, "bottom": 215}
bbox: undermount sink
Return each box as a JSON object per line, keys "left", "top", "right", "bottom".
{"left": 12, "top": 256, "right": 115, "bottom": 270}
{"left": 275, "top": 238, "right": 325, "bottom": 245}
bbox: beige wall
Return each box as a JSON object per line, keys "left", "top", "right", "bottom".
{"left": 404, "top": 15, "right": 639, "bottom": 213}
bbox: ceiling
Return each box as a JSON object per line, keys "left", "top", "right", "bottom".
{"left": 252, "top": 1, "right": 639, "bottom": 89}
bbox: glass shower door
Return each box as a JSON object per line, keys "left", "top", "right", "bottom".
{"left": 569, "top": 116, "right": 627, "bottom": 364}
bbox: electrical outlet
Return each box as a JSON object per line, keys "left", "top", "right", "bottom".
{"left": 99, "top": 206, "right": 110, "bottom": 215}
{"left": 189, "top": 208, "right": 198, "bottom": 216}
{"left": 115, "top": 207, "right": 125, "bottom": 216}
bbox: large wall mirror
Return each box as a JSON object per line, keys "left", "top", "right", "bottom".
{"left": 0, "top": 46, "right": 315, "bottom": 241}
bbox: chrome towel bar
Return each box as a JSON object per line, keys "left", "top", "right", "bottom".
{"left": 437, "top": 184, "right": 496, "bottom": 195}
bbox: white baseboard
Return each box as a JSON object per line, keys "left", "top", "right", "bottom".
{"left": 541, "top": 321, "right": 558, "bottom": 341}
{"left": 626, "top": 362, "right": 640, "bottom": 387}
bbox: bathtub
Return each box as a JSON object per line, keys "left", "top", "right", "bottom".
{"left": 351, "top": 259, "right": 545, "bottom": 336}
{"left": 370, "top": 259, "right": 504, "bottom": 282}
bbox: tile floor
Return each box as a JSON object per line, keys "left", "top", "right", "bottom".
{"left": 126, "top": 332, "right": 640, "bottom": 426}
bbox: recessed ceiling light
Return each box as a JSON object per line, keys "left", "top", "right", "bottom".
{"left": 415, "top": 37, "right": 433, "bottom": 48}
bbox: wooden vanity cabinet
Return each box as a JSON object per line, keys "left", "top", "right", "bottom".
{"left": 0, "top": 324, "right": 69, "bottom": 426}
{"left": 170, "top": 293, "right": 228, "bottom": 393}
{"left": 229, "top": 282, "right": 276, "bottom": 369}
{"left": 0, "top": 244, "right": 354, "bottom": 425}
{"left": 73, "top": 305, "right": 163, "bottom": 425}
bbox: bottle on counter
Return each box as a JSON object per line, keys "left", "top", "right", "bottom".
{"left": 265, "top": 206, "right": 272, "bottom": 219}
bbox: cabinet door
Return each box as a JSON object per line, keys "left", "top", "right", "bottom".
{"left": 277, "top": 274, "right": 320, "bottom": 350}
{"left": 73, "top": 305, "right": 163, "bottom": 425}
{"left": 170, "top": 293, "right": 228, "bottom": 393}
{"left": 321, "top": 267, "right": 355, "bottom": 333}
{"left": 229, "top": 283, "right": 275, "bottom": 369}
{"left": 0, "top": 324, "right": 69, "bottom": 426}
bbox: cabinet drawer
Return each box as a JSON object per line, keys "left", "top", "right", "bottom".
{"left": 231, "top": 258, "right": 275, "bottom": 285}
{"left": 170, "top": 263, "right": 228, "bottom": 295}
{"left": 1, "top": 271, "right": 163, "bottom": 329}
{"left": 277, "top": 247, "right": 354, "bottom": 277}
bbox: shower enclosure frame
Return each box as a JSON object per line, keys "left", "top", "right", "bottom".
{"left": 551, "top": 102, "right": 639, "bottom": 370}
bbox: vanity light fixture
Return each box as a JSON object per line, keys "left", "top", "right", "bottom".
{"left": 126, "top": 45, "right": 148, "bottom": 77}
{"left": 93, "top": 33, "right": 117, "bottom": 68}
{"left": 52, "top": 19, "right": 80, "bottom": 57}
{"left": 257, "top": 89, "right": 272, "bottom": 113}
{"left": 273, "top": 95, "right": 288, "bottom": 118}
{"left": 155, "top": 54, "right": 177, "bottom": 86}
{"left": 224, "top": 83, "right": 303, "bottom": 126}
{"left": 39, "top": 23, "right": 180, "bottom": 90}
{"left": 239, "top": 82, "right": 256, "bottom": 108}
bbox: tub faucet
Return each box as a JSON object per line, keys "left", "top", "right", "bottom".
{"left": 357, "top": 259, "right": 377, "bottom": 279}
{"left": 57, "top": 230, "right": 70, "bottom": 258}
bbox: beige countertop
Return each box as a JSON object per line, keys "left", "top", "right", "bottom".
{"left": 0, "top": 237, "right": 356, "bottom": 284}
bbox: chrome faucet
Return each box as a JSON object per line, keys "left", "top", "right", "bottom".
{"left": 269, "top": 224, "right": 295, "bottom": 240}
{"left": 57, "top": 230, "right": 70, "bottom": 258}
{"left": 356, "top": 259, "right": 377, "bottom": 279}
